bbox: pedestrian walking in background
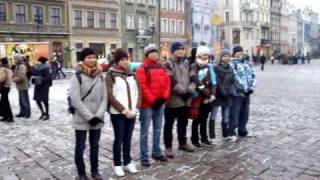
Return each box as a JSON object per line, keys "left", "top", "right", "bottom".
{"left": 106, "top": 48, "right": 138, "bottom": 177}
{"left": 70, "top": 48, "right": 107, "bottom": 180}
{"left": 12, "top": 55, "right": 31, "bottom": 118}
{"left": 210, "top": 49, "right": 236, "bottom": 142}
{"left": 163, "top": 42, "right": 195, "bottom": 158}
{"left": 260, "top": 54, "right": 266, "bottom": 71}
{"left": 228, "top": 46, "right": 257, "bottom": 142}
{"left": 189, "top": 45, "right": 217, "bottom": 149}
{"left": 31, "top": 57, "right": 52, "bottom": 121}
{"left": 0, "top": 58, "right": 14, "bottom": 122}
{"left": 187, "top": 47, "right": 197, "bottom": 65}
{"left": 136, "top": 44, "right": 171, "bottom": 167}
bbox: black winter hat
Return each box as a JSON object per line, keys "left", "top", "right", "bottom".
{"left": 80, "top": 48, "right": 96, "bottom": 61}
{"left": 113, "top": 48, "right": 128, "bottom": 63}
{"left": 38, "top": 57, "right": 48, "bottom": 64}
{"left": 232, "top": 45, "right": 243, "bottom": 56}
{"left": 0, "top": 57, "right": 9, "bottom": 65}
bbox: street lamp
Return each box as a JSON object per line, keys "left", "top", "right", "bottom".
{"left": 34, "top": 13, "right": 43, "bottom": 42}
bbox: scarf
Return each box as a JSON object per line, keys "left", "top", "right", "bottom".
{"left": 109, "top": 65, "right": 129, "bottom": 75}
{"left": 79, "top": 63, "right": 102, "bottom": 78}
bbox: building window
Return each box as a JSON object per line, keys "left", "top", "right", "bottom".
{"left": 178, "top": 20, "right": 184, "bottom": 34}
{"left": 126, "top": 14, "right": 135, "bottom": 29}
{"left": 138, "top": 16, "right": 145, "bottom": 30}
{"left": 161, "top": 0, "right": 167, "bottom": 9}
{"left": 74, "top": 10, "right": 82, "bottom": 27}
{"left": 126, "top": 0, "right": 134, "bottom": 2}
{"left": 161, "top": 18, "right": 168, "bottom": 33}
{"left": 169, "top": 0, "right": 176, "bottom": 11}
{"left": 170, "top": 19, "right": 176, "bottom": 34}
{"left": 0, "top": 3, "right": 6, "bottom": 23}
{"left": 233, "top": 30, "right": 240, "bottom": 44}
{"left": 15, "top": 5, "right": 26, "bottom": 24}
{"left": 225, "top": 12, "right": 230, "bottom": 24}
{"left": 33, "top": 6, "right": 44, "bottom": 25}
{"left": 110, "top": 13, "right": 117, "bottom": 29}
{"left": 50, "top": 7, "right": 60, "bottom": 25}
{"left": 149, "top": 17, "right": 156, "bottom": 28}
{"left": 87, "top": 11, "right": 94, "bottom": 28}
{"left": 99, "top": 12, "right": 105, "bottom": 28}
{"left": 137, "top": 0, "right": 145, "bottom": 4}
{"left": 149, "top": 0, "right": 156, "bottom": 6}
{"left": 177, "top": 0, "right": 184, "bottom": 12}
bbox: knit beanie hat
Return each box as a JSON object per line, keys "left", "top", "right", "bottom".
{"left": 196, "top": 46, "right": 210, "bottom": 57}
{"left": 38, "top": 57, "right": 48, "bottom": 64}
{"left": 113, "top": 48, "right": 128, "bottom": 63}
{"left": 144, "top": 44, "right": 158, "bottom": 57}
{"left": 80, "top": 48, "right": 96, "bottom": 61}
{"left": 220, "top": 49, "right": 231, "bottom": 59}
{"left": 171, "top": 42, "right": 184, "bottom": 54}
{"left": 232, "top": 45, "right": 243, "bottom": 56}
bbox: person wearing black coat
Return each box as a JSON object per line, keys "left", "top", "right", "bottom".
{"left": 209, "top": 49, "right": 236, "bottom": 141}
{"left": 31, "top": 57, "right": 52, "bottom": 120}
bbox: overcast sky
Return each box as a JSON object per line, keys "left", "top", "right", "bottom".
{"left": 289, "top": 0, "right": 320, "bottom": 13}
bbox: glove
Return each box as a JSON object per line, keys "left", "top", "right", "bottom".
{"left": 88, "top": 117, "right": 103, "bottom": 126}
{"left": 245, "top": 90, "right": 254, "bottom": 96}
{"left": 152, "top": 98, "right": 166, "bottom": 110}
{"left": 181, "top": 92, "right": 192, "bottom": 100}
{"left": 203, "top": 95, "right": 216, "bottom": 104}
{"left": 122, "top": 109, "right": 136, "bottom": 119}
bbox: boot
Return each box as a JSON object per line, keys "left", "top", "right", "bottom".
{"left": 209, "top": 121, "right": 216, "bottom": 139}
{"left": 39, "top": 113, "right": 45, "bottom": 120}
{"left": 222, "top": 122, "right": 228, "bottom": 138}
{"left": 43, "top": 113, "right": 50, "bottom": 121}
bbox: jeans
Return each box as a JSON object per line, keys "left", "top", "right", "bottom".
{"left": 229, "top": 95, "right": 250, "bottom": 136}
{"left": 18, "top": 90, "right": 31, "bottom": 117}
{"left": 164, "top": 106, "right": 189, "bottom": 148}
{"left": 0, "top": 87, "right": 13, "bottom": 119}
{"left": 210, "top": 105, "right": 230, "bottom": 124}
{"left": 191, "top": 103, "right": 211, "bottom": 144}
{"left": 140, "top": 106, "right": 164, "bottom": 160}
{"left": 111, "top": 114, "right": 135, "bottom": 166}
{"left": 75, "top": 129, "right": 101, "bottom": 175}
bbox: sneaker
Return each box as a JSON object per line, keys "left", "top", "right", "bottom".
{"left": 165, "top": 148, "right": 174, "bottom": 158}
{"left": 152, "top": 155, "right": 167, "bottom": 162}
{"left": 123, "top": 162, "right": 138, "bottom": 174}
{"left": 141, "top": 159, "right": 151, "bottom": 167}
{"left": 178, "top": 144, "right": 195, "bottom": 152}
{"left": 42, "top": 114, "right": 50, "bottom": 121}
{"left": 227, "top": 135, "right": 237, "bottom": 142}
{"left": 238, "top": 130, "right": 248, "bottom": 137}
{"left": 91, "top": 172, "right": 103, "bottom": 180}
{"left": 192, "top": 143, "right": 203, "bottom": 149}
{"left": 201, "top": 140, "right": 214, "bottom": 147}
{"left": 77, "top": 174, "right": 89, "bottom": 180}
{"left": 15, "top": 114, "right": 24, "bottom": 118}
{"left": 114, "top": 166, "right": 125, "bottom": 177}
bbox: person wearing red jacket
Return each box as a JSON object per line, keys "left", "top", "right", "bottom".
{"left": 136, "top": 44, "right": 171, "bottom": 167}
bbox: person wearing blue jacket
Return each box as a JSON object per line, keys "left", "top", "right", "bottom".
{"left": 228, "top": 46, "right": 257, "bottom": 142}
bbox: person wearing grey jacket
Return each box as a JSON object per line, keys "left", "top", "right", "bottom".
{"left": 163, "top": 42, "right": 196, "bottom": 158}
{"left": 12, "top": 55, "right": 31, "bottom": 118}
{"left": 70, "top": 48, "right": 107, "bottom": 180}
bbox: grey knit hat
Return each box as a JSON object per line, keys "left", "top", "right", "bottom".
{"left": 144, "top": 44, "right": 158, "bottom": 57}
{"left": 220, "top": 49, "right": 231, "bottom": 59}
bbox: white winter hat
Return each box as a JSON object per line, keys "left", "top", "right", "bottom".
{"left": 196, "top": 46, "right": 211, "bottom": 57}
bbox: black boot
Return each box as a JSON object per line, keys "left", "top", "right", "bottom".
{"left": 222, "top": 122, "right": 228, "bottom": 138}
{"left": 39, "top": 113, "right": 45, "bottom": 120}
{"left": 43, "top": 113, "right": 49, "bottom": 121}
{"left": 209, "top": 121, "right": 216, "bottom": 139}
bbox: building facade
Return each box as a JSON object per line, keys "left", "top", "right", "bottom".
{"left": 255, "top": 0, "right": 270, "bottom": 56}
{"left": 0, "top": 0, "right": 69, "bottom": 62}
{"left": 160, "top": 0, "right": 187, "bottom": 59}
{"left": 280, "top": 0, "right": 289, "bottom": 54}
{"left": 121, "top": 0, "right": 159, "bottom": 61}
{"left": 270, "top": 0, "right": 281, "bottom": 56}
{"left": 69, "top": 0, "right": 121, "bottom": 64}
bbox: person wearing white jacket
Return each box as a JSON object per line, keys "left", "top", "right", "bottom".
{"left": 106, "top": 48, "right": 139, "bottom": 177}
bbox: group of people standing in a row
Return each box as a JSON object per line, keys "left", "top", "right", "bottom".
{"left": 0, "top": 55, "right": 52, "bottom": 122}
{"left": 69, "top": 42, "right": 256, "bottom": 180}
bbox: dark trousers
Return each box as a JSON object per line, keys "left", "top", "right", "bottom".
{"left": 191, "top": 103, "right": 211, "bottom": 144}
{"left": 0, "top": 87, "right": 13, "bottom": 118}
{"left": 229, "top": 95, "right": 250, "bottom": 136}
{"left": 18, "top": 90, "right": 31, "bottom": 116}
{"left": 261, "top": 63, "right": 265, "bottom": 71}
{"left": 164, "top": 106, "right": 189, "bottom": 148}
{"left": 111, "top": 114, "right": 135, "bottom": 166}
{"left": 75, "top": 129, "right": 101, "bottom": 175}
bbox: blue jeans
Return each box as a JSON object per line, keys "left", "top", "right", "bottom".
{"left": 75, "top": 129, "right": 101, "bottom": 175}
{"left": 210, "top": 105, "right": 230, "bottom": 124}
{"left": 111, "top": 114, "right": 135, "bottom": 166}
{"left": 139, "top": 106, "right": 164, "bottom": 161}
{"left": 18, "top": 90, "right": 31, "bottom": 117}
{"left": 229, "top": 96, "right": 250, "bottom": 136}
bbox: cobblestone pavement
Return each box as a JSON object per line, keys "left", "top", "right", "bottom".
{"left": 1, "top": 61, "right": 320, "bottom": 180}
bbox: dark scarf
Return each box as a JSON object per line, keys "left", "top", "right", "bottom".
{"left": 109, "top": 65, "right": 129, "bottom": 75}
